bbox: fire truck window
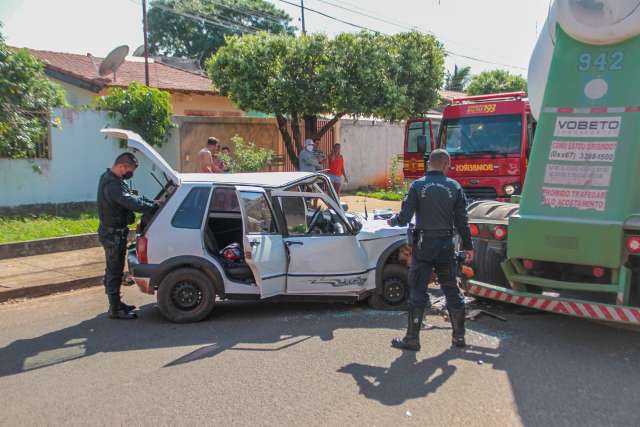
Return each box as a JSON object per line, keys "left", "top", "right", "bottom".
{"left": 442, "top": 114, "right": 522, "bottom": 156}
{"left": 407, "top": 122, "right": 430, "bottom": 153}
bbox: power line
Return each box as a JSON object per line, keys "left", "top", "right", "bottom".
{"left": 312, "top": 0, "right": 415, "bottom": 32}
{"left": 200, "top": 0, "right": 288, "bottom": 26}
{"left": 309, "top": 0, "right": 527, "bottom": 71}
{"left": 275, "top": 0, "right": 381, "bottom": 33}
{"left": 150, "top": 3, "right": 258, "bottom": 34}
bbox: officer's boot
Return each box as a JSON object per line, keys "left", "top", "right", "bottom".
{"left": 118, "top": 294, "right": 137, "bottom": 313}
{"left": 391, "top": 306, "right": 424, "bottom": 351}
{"left": 108, "top": 294, "right": 137, "bottom": 320}
{"left": 448, "top": 308, "right": 466, "bottom": 348}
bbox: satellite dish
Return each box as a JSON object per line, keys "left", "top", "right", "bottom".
{"left": 132, "top": 45, "right": 145, "bottom": 57}
{"left": 99, "top": 45, "right": 129, "bottom": 79}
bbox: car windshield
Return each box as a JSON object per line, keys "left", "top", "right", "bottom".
{"left": 441, "top": 114, "right": 522, "bottom": 156}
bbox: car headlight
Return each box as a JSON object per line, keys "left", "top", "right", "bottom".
{"left": 504, "top": 184, "right": 516, "bottom": 196}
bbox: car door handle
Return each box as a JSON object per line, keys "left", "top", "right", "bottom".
{"left": 286, "top": 241, "right": 304, "bottom": 246}
{"left": 250, "top": 241, "right": 260, "bottom": 247}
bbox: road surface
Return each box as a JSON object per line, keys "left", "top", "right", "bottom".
{"left": 0, "top": 287, "right": 639, "bottom": 426}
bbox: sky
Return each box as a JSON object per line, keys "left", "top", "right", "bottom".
{"left": 0, "top": 0, "right": 551, "bottom": 77}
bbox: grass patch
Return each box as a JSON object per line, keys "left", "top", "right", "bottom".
{"left": 355, "top": 190, "right": 404, "bottom": 201}
{"left": 0, "top": 209, "right": 100, "bottom": 244}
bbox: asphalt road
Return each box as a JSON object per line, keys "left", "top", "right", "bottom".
{"left": 1, "top": 287, "right": 639, "bottom": 427}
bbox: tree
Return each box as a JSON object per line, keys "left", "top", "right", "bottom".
{"left": 95, "top": 82, "right": 175, "bottom": 147}
{"left": 221, "top": 134, "right": 273, "bottom": 172}
{"left": 209, "top": 31, "right": 444, "bottom": 168}
{"left": 445, "top": 65, "right": 471, "bottom": 92}
{"left": 148, "top": 0, "right": 295, "bottom": 66}
{"left": 0, "top": 25, "right": 67, "bottom": 158}
{"left": 465, "top": 69, "right": 527, "bottom": 96}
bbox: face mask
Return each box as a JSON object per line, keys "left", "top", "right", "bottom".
{"left": 122, "top": 171, "right": 134, "bottom": 180}
{"left": 306, "top": 145, "right": 314, "bottom": 152}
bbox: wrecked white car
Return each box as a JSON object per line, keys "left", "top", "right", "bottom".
{"left": 102, "top": 129, "right": 410, "bottom": 323}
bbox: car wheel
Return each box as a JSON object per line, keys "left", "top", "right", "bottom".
{"left": 157, "top": 267, "right": 216, "bottom": 323}
{"left": 368, "top": 264, "right": 408, "bottom": 310}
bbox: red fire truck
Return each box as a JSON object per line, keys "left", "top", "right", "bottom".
{"left": 402, "top": 114, "right": 438, "bottom": 180}
{"left": 436, "top": 91, "right": 535, "bottom": 201}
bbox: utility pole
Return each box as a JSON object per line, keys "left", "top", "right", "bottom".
{"left": 300, "top": 0, "right": 306, "bottom": 34}
{"left": 142, "top": 0, "right": 150, "bottom": 86}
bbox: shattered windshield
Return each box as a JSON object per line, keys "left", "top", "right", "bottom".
{"left": 441, "top": 114, "right": 522, "bottom": 156}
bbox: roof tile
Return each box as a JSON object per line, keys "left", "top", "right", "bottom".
{"left": 27, "top": 48, "right": 216, "bottom": 94}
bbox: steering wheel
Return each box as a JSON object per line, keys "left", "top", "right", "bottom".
{"left": 308, "top": 207, "right": 324, "bottom": 232}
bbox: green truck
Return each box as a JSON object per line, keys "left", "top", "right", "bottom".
{"left": 464, "top": 0, "right": 640, "bottom": 326}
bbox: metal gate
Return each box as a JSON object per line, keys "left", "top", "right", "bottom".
{"left": 282, "top": 119, "right": 336, "bottom": 172}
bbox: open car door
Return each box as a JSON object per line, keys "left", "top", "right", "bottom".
{"left": 235, "top": 186, "right": 287, "bottom": 298}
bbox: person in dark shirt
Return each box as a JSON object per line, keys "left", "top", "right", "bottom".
{"left": 387, "top": 149, "right": 474, "bottom": 350}
{"left": 97, "top": 153, "right": 156, "bottom": 319}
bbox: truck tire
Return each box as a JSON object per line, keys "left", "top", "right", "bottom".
{"left": 474, "top": 239, "right": 509, "bottom": 288}
{"left": 157, "top": 267, "right": 216, "bottom": 323}
{"left": 369, "top": 264, "right": 409, "bottom": 310}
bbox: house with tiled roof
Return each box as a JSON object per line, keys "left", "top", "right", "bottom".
{"left": 27, "top": 48, "right": 244, "bottom": 117}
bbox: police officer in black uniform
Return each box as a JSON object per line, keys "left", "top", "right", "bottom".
{"left": 387, "top": 149, "right": 474, "bottom": 350}
{"left": 97, "top": 153, "right": 156, "bottom": 319}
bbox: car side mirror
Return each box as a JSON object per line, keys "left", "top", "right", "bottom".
{"left": 340, "top": 202, "right": 349, "bottom": 211}
{"left": 417, "top": 135, "right": 428, "bottom": 153}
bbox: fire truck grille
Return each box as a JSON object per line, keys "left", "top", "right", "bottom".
{"left": 463, "top": 187, "right": 497, "bottom": 200}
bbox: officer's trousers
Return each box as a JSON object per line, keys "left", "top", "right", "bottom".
{"left": 98, "top": 228, "right": 129, "bottom": 297}
{"left": 408, "top": 236, "right": 464, "bottom": 311}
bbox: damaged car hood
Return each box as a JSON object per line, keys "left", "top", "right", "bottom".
{"left": 357, "top": 219, "right": 406, "bottom": 241}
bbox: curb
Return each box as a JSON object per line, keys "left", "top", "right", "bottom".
{"left": 0, "top": 231, "right": 135, "bottom": 260}
{"left": 0, "top": 276, "right": 103, "bottom": 303}
{"left": 0, "top": 234, "right": 100, "bottom": 260}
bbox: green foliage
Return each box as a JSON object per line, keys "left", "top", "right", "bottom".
{"left": 445, "top": 65, "right": 471, "bottom": 91}
{"left": 95, "top": 82, "right": 175, "bottom": 147}
{"left": 220, "top": 134, "right": 273, "bottom": 172}
{"left": 465, "top": 69, "right": 527, "bottom": 96}
{"left": 148, "top": 0, "right": 295, "bottom": 66}
{"left": 355, "top": 189, "right": 404, "bottom": 202}
{"left": 0, "top": 25, "right": 67, "bottom": 158}
{"left": 209, "top": 31, "right": 444, "bottom": 166}
{"left": 0, "top": 209, "right": 99, "bottom": 244}
{"left": 386, "top": 156, "right": 405, "bottom": 192}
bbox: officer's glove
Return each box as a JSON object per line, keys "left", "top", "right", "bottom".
{"left": 387, "top": 214, "right": 401, "bottom": 227}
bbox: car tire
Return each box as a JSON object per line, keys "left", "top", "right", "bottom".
{"left": 368, "top": 264, "right": 409, "bottom": 310}
{"left": 157, "top": 267, "right": 216, "bottom": 323}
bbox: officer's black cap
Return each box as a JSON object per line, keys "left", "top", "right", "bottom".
{"left": 114, "top": 152, "right": 139, "bottom": 167}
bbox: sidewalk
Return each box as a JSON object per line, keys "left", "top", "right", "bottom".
{"left": 0, "top": 247, "right": 104, "bottom": 302}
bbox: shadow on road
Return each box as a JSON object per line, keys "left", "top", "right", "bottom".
{"left": 0, "top": 300, "right": 401, "bottom": 378}
{"left": 338, "top": 345, "right": 498, "bottom": 406}
{"left": 1, "top": 298, "right": 639, "bottom": 426}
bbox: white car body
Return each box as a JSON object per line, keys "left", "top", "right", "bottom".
{"left": 101, "top": 129, "right": 410, "bottom": 322}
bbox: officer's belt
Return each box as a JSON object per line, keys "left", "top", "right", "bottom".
{"left": 101, "top": 226, "right": 129, "bottom": 234}
{"left": 415, "top": 229, "right": 453, "bottom": 237}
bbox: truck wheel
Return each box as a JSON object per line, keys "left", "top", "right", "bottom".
{"left": 157, "top": 267, "right": 216, "bottom": 323}
{"left": 369, "top": 264, "right": 408, "bottom": 310}
{"left": 474, "top": 239, "right": 509, "bottom": 288}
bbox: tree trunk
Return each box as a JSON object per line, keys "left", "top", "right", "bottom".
{"left": 276, "top": 114, "right": 300, "bottom": 169}
{"left": 310, "top": 112, "right": 346, "bottom": 141}
{"left": 303, "top": 114, "right": 317, "bottom": 140}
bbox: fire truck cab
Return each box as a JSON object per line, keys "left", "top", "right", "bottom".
{"left": 437, "top": 92, "right": 535, "bottom": 201}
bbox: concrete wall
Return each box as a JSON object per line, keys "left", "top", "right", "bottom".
{"left": 339, "top": 119, "right": 404, "bottom": 191}
{"left": 0, "top": 109, "right": 179, "bottom": 208}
